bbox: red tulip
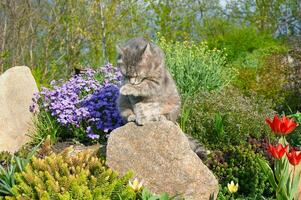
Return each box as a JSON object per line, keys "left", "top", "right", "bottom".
{"left": 268, "top": 144, "right": 288, "bottom": 159}
{"left": 286, "top": 149, "right": 301, "bottom": 166}
{"left": 266, "top": 115, "right": 298, "bottom": 135}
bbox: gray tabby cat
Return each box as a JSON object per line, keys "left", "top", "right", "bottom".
{"left": 116, "top": 37, "right": 207, "bottom": 159}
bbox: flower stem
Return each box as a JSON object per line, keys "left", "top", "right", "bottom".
{"left": 291, "top": 166, "right": 296, "bottom": 193}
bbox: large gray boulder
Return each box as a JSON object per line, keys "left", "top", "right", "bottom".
{"left": 0, "top": 66, "right": 38, "bottom": 152}
{"left": 106, "top": 121, "right": 219, "bottom": 200}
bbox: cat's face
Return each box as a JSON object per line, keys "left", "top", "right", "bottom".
{"left": 116, "top": 38, "right": 155, "bottom": 85}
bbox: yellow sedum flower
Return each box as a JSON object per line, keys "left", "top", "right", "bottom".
{"left": 227, "top": 181, "right": 238, "bottom": 193}
{"left": 128, "top": 178, "right": 143, "bottom": 192}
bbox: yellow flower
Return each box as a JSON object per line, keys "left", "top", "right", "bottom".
{"left": 227, "top": 181, "right": 238, "bottom": 193}
{"left": 128, "top": 178, "right": 143, "bottom": 192}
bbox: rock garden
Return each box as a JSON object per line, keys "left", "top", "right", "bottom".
{"left": 1, "top": 1, "right": 301, "bottom": 200}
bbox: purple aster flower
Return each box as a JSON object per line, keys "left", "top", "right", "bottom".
{"left": 30, "top": 63, "right": 124, "bottom": 141}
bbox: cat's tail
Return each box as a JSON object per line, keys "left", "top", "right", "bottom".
{"left": 185, "top": 134, "right": 209, "bottom": 160}
{"left": 173, "top": 122, "right": 209, "bottom": 160}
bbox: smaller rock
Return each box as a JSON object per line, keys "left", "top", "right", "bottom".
{"left": 52, "top": 141, "right": 102, "bottom": 157}
{"left": 106, "top": 121, "right": 219, "bottom": 200}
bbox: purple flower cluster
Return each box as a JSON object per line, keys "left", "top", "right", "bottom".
{"left": 31, "top": 63, "right": 124, "bottom": 140}
{"left": 82, "top": 85, "right": 123, "bottom": 139}
{"left": 101, "top": 63, "right": 123, "bottom": 86}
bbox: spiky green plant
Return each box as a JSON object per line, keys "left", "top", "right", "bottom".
{"left": 6, "top": 147, "right": 136, "bottom": 200}
{"left": 0, "top": 142, "right": 41, "bottom": 196}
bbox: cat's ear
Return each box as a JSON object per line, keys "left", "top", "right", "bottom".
{"left": 116, "top": 45, "right": 125, "bottom": 56}
{"left": 142, "top": 43, "right": 152, "bottom": 57}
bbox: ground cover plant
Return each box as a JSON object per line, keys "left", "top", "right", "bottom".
{"left": 207, "top": 145, "right": 274, "bottom": 199}
{"left": 6, "top": 147, "right": 136, "bottom": 200}
{"left": 185, "top": 86, "right": 276, "bottom": 149}
{"left": 0, "top": 143, "right": 41, "bottom": 196}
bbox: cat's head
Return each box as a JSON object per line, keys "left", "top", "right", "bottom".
{"left": 116, "top": 37, "right": 163, "bottom": 85}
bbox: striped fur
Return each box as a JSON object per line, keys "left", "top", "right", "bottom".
{"left": 116, "top": 37, "right": 207, "bottom": 159}
{"left": 117, "top": 37, "right": 180, "bottom": 125}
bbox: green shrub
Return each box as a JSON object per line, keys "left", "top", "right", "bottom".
{"left": 201, "top": 18, "right": 287, "bottom": 63}
{"left": 206, "top": 145, "right": 274, "bottom": 199}
{"left": 233, "top": 54, "right": 290, "bottom": 106}
{"left": 6, "top": 147, "right": 136, "bottom": 200}
{"left": 185, "top": 86, "right": 276, "bottom": 149}
{"left": 157, "top": 35, "right": 234, "bottom": 99}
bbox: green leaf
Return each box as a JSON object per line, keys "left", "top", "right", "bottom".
{"left": 276, "top": 188, "right": 289, "bottom": 200}
{"left": 0, "top": 180, "right": 13, "bottom": 195}
{"left": 278, "top": 137, "right": 288, "bottom": 146}
{"left": 141, "top": 188, "right": 153, "bottom": 199}
{"left": 276, "top": 167, "right": 290, "bottom": 199}
{"left": 257, "top": 157, "right": 278, "bottom": 189}
{"left": 159, "top": 193, "right": 169, "bottom": 200}
{"left": 148, "top": 197, "right": 159, "bottom": 200}
{"left": 289, "top": 169, "right": 301, "bottom": 200}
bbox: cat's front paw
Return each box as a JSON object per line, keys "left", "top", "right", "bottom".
{"left": 135, "top": 114, "right": 148, "bottom": 126}
{"left": 120, "top": 85, "right": 140, "bottom": 96}
{"left": 127, "top": 114, "right": 136, "bottom": 122}
{"left": 154, "top": 115, "right": 167, "bottom": 122}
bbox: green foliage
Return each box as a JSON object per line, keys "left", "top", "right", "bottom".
{"left": 0, "top": 143, "right": 40, "bottom": 196}
{"left": 287, "top": 112, "right": 301, "bottom": 148}
{"left": 185, "top": 86, "right": 276, "bottom": 149}
{"left": 29, "top": 110, "right": 62, "bottom": 146}
{"left": 206, "top": 145, "right": 274, "bottom": 199}
{"left": 31, "top": 66, "right": 57, "bottom": 89}
{"left": 7, "top": 147, "right": 136, "bottom": 200}
{"left": 0, "top": 162, "right": 15, "bottom": 196}
{"left": 0, "top": 0, "right": 151, "bottom": 81}
{"left": 157, "top": 35, "right": 234, "bottom": 99}
{"left": 256, "top": 154, "right": 300, "bottom": 200}
{"left": 137, "top": 188, "right": 181, "bottom": 200}
{"left": 30, "top": 108, "right": 91, "bottom": 147}
{"left": 202, "top": 18, "right": 287, "bottom": 63}
{"left": 0, "top": 152, "right": 11, "bottom": 169}
{"left": 233, "top": 54, "right": 290, "bottom": 106}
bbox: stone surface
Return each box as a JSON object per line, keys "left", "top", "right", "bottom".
{"left": 106, "top": 121, "right": 219, "bottom": 200}
{"left": 0, "top": 66, "right": 38, "bottom": 153}
{"left": 52, "top": 142, "right": 103, "bottom": 157}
